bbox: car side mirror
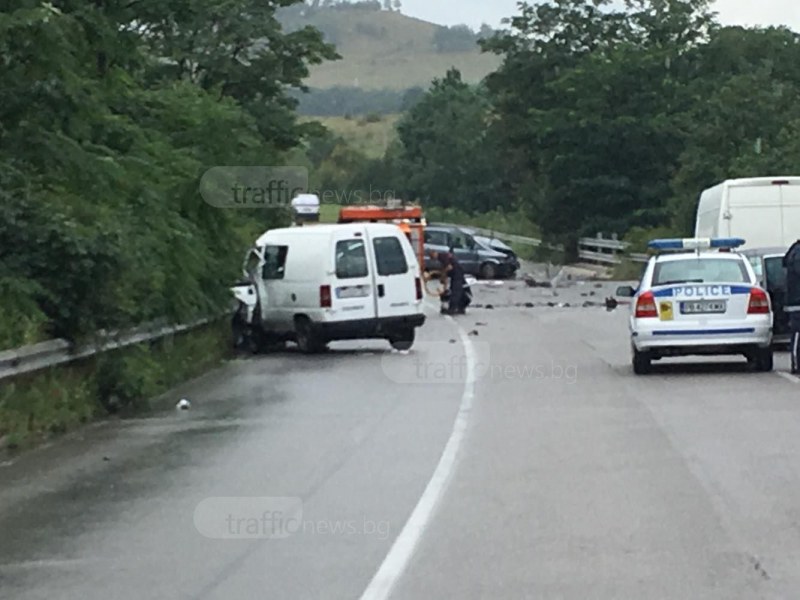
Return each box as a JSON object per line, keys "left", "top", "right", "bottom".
{"left": 616, "top": 285, "right": 636, "bottom": 298}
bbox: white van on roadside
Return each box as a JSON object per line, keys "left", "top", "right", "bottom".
{"left": 231, "top": 224, "right": 426, "bottom": 353}
{"left": 695, "top": 177, "right": 800, "bottom": 249}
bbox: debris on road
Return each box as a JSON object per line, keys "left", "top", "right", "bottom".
{"left": 468, "top": 330, "right": 480, "bottom": 337}
{"left": 176, "top": 399, "right": 192, "bottom": 411}
{"left": 605, "top": 297, "right": 619, "bottom": 311}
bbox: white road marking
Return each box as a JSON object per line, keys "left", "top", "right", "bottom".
{"left": 359, "top": 319, "right": 477, "bottom": 600}
{"left": 776, "top": 371, "right": 800, "bottom": 384}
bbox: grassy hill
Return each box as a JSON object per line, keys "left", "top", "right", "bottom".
{"left": 305, "top": 114, "right": 400, "bottom": 159}
{"left": 282, "top": 7, "right": 501, "bottom": 91}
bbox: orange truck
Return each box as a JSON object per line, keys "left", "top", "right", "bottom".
{"left": 338, "top": 205, "right": 426, "bottom": 267}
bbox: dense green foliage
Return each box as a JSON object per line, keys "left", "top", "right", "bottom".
{"left": 0, "top": 0, "right": 336, "bottom": 348}
{"left": 369, "top": 0, "right": 800, "bottom": 251}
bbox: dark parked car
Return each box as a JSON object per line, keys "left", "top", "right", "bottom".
{"left": 472, "top": 235, "right": 521, "bottom": 273}
{"left": 743, "top": 247, "right": 790, "bottom": 346}
{"left": 424, "top": 225, "right": 517, "bottom": 279}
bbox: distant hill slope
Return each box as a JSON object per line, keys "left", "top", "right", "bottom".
{"left": 281, "top": 6, "right": 501, "bottom": 90}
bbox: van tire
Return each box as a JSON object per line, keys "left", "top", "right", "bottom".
{"left": 389, "top": 328, "right": 415, "bottom": 351}
{"left": 295, "top": 317, "right": 325, "bottom": 354}
{"left": 479, "top": 262, "right": 497, "bottom": 280}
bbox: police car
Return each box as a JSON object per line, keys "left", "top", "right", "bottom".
{"left": 616, "top": 238, "right": 774, "bottom": 375}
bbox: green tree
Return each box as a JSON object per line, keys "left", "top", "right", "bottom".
{"left": 394, "top": 69, "right": 511, "bottom": 213}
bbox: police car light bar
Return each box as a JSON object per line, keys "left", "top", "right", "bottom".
{"left": 648, "top": 238, "right": 746, "bottom": 251}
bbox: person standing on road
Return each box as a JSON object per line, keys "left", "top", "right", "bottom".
{"left": 429, "top": 249, "right": 466, "bottom": 315}
{"left": 784, "top": 240, "right": 800, "bottom": 373}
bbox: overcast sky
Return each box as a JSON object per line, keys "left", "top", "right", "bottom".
{"left": 399, "top": 0, "right": 800, "bottom": 30}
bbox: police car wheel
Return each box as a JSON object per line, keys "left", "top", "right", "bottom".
{"left": 749, "top": 347, "right": 774, "bottom": 372}
{"left": 632, "top": 348, "right": 652, "bottom": 375}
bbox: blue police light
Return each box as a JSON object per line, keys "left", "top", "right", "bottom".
{"left": 709, "top": 238, "right": 746, "bottom": 249}
{"left": 648, "top": 238, "right": 746, "bottom": 251}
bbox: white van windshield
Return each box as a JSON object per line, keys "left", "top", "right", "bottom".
{"left": 336, "top": 239, "right": 368, "bottom": 279}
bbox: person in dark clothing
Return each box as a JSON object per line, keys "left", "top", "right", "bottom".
{"left": 784, "top": 240, "right": 800, "bottom": 373}
{"left": 430, "top": 250, "right": 467, "bottom": 315}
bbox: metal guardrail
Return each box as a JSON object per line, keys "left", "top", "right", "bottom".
{"left": 578, "top": 235, "right": 649, "bottom": 266}
{"left": 0, "top": 318, "right": 215, "bottom": 383}
{"left": 452, "top": 225, "right": 647, "bottom": 265}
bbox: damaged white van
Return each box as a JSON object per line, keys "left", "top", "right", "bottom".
{"left": 231, "top": 224, "right": 426, "bottom": 353}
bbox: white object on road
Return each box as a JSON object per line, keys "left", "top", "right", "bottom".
{"left": 176, "top": 399, "right": 191, "bottom": 411}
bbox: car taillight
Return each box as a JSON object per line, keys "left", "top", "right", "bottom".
{"left": 320, "top": 285, "right": 332, "bottom": 308}
{"left": 635, "top": 291, "right": 658, "bottom": 319}
{"left": 415, "top": 277, "right": 423, "bottom": 301}
{"left": 748, "top": 288, "right": 770, "bottom": 314}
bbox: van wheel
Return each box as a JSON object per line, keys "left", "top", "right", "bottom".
{"left": 232, "top": 307, "right": 249, "bottom": 352}
{"left": 632, "top": 348, "right": 652, "bottom": 375}
{"left": 748, "top": 347, "right": 774, "bottom": 372}
{"left": 295, "top": 318, "right": 325, "bottom": 354}
{"left": 389, "top": 328, "right": 415, "bottom": 351}
{"left": 479, "top": 262, "right": 497, "bottom": 280}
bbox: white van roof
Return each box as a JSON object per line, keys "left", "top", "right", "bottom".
{"left": 255, "top": 223, "right": 402, "bottom": 247}
{"left": 721, "top": 176, "right": 800, "bottom": 188}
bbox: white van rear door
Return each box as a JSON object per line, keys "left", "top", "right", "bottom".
{"left": 727, "top": 184, "right": 782, "bottom": 247}
{"left": 369, "top": 230, "right": 420, "bottom": 319}
{"left": 331, "top": 230, "right": 377, "bottom": 322}
{"left": 780, "top": 181, "right": 800, "bottom": 246}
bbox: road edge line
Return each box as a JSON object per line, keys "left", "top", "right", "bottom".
{"left": 776, "top": 371, "right": 800, "bottom": 384}
{"left": 358, "top": 319, "right": 476, "bottom": 600}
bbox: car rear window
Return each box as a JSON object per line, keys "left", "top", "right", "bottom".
{"left": 652, "top": 258, "right": 749, "bottom": 286}
{"left": 335, "top": 239, "right": 368, "bottom": 279}
{"left": 373, "top": 236, "right": 408, "bottom": 276}
{"left": 765, "top": 256, "right": 787, "bottom": 290}
{"left": 424, "top": 230, "right": 448, "bottom": 246}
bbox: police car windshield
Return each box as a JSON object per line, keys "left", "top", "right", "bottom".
{"left": 652, "top": 258, "right": 749, "bottom": 286}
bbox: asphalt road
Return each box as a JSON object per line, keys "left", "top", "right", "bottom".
{"left": 1, "top": 278, "right": 800, "bottom": 600}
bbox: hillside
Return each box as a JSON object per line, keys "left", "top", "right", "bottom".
{"left": 281, "top": 6, "right": 501, "bottom": 91}
{"left": 305, "top": 114, "right": 401, "bottom": 159}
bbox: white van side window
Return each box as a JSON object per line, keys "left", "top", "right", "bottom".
{"left": 262, "top": 245, "right": 288, "bottom": 280}
{"left": 336, "top": 239, "right": 368, "bottom": 279}
{"left": 373, "top": 236, "right": 408, "bottom": 276}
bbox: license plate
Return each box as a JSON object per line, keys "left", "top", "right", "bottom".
{"left": 336, "top": 286, "right": 371, "bottom": 299}
{"left": 680, "top": 300, "right": 727, "bottom": 314}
